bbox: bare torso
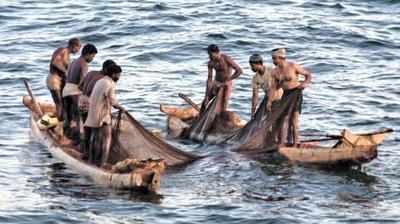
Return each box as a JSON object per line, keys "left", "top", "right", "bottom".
{"left": 271, "top": 62, "right": 300, "bottom": 90}
{"left": 208, "top": 54, "right": 233, "bottom": 82}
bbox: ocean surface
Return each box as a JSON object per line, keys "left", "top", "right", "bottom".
{"left": 0, "top": 0, "right": 399, "bottom": 223}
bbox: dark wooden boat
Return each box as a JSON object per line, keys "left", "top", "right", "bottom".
{"left": 23, "top": 96, "right": 165, "bottom": 192}
{"left": 278, "top": 129, "right": 392, "bottom": 166}
{"left": 160, "top": 104, "right": 392, "bottom": 166}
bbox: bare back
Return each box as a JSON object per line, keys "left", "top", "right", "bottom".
{"left": 49, "top": 47, "right": 69, "bottom": 76}
{"left": 66, "top": 57, "right": 88, "bottom": 85}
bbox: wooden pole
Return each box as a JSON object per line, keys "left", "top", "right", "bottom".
{"left": 23, "top": 79, "right": 43, "bottom": 116}
{"left": 178, "top": 93, "right": 200, "bottom": 112}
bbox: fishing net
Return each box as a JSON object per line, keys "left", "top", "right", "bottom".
{"left": 234, "top": 88, "right": 303, "bottom": 151}
{"left": 186, "top": 87, "right": 242, "bottom": 142}
{"left": 109, "top": 111, "right": 200, "bottom": 166}
{"left": 185, "top": 87, "right": 303, "bottom": 151}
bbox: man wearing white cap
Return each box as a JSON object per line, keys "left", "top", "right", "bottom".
{"left": 267, "top": 48, "right": 312, "bottom": 145}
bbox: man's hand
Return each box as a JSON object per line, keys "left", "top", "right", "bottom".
{"left": 114, "top": 105, "right": 125, "bottom": 112}
{"left": 215, "top": 82, "right": 226, "bottom": 88}
{"left": 297, "top": 82, "right": 308, "bottom": 90}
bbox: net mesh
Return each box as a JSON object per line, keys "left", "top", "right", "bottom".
{"left": 109, "top": 111, "right": 200, "bottom": 166}
{"left": 185, "top": 88, "right": 303, "bottom": 151}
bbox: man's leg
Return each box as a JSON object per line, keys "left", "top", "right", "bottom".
{"left": 291, "top": 111, "right": 300, "bottom": 145}
{"left": 88, "top": 127, "right": 101, "bottom": 165}
{"left": 49, "top": 89, "right": 63, "bottom": 120}
{"left": 221, "top": 81, "right": 232, "bottom": 112}
{"left": 82, "top": 126, "right": 91, "bottom": 159}
{"left": 63, "top": 96, "right": 71, "bottom": 130}
{"left": 279, "top": 115, "right": 289, "bottom": 145}
{"left": 100, "top": 124, "right": 112, "bottom": 166}
{"left": 71, "top": 95, "right": 81, "bottom": 142}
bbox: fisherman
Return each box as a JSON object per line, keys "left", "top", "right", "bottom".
{"left": 79, "top": 60, "right": 116, "bottom": 159}
{"left": 79, "top": 59, "right": 116, "bottom": 122}
{"left": 84, "top": 64, "right": 124, "bottom": 166}
{"left": 249, "top": 54, "right": 283, "bottom": 119}
{"left": 47, "top": 38, "right": 81, "bottom": 120}
{"left": 267, "top": 48, "right": 312, "bottom": 145}
{"left": 62, "top": 43, "right": 97, "bottom": 140}
{"left": 204, "top": 44, "right": 243, "bottom": 113}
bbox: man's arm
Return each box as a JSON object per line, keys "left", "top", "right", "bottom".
{"left": 251, "top": 86, "right": 258, "bottom": 119}
{"left": 225, "top": 56, "right": 243, "bottom": 81}
{"left": 295, "top": 64, "right": 311, "bottom": 89}
{"left": 205, "top": 62, "right": 213, "bottom": 102}
{"left": 51, "top": 49, "right": 68, "bottom": 74}
{"left": 267, "top": 72, "right": 279, "bottom": 111}
{"left": 79, "top": 61, "right": 88, "bottom": 85}
{"left": 108, "top": 84, "right": 124, "bottom": 111}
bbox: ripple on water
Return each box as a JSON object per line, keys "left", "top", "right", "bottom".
{"left": 1, "top": 0, "right": 400, "bottom": 223}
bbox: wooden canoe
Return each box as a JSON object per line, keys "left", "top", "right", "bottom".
{"left": 23, "top": 96, "right": 165, "bottom": 192}
{"left": 278, "top": 129, "right": 391, "bottom": 166}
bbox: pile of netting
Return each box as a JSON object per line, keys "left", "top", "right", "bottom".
{"left": 185, "top": 87, "right": 303, "bottom": 151}
{"left": 109, "top": 111, "right": 200, "bottom": 166}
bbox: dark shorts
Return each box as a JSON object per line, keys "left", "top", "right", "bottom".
{"left": 282, "top": 88, "right": 303, "bottom": 114}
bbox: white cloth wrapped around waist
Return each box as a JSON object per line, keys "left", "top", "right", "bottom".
{"left": 62, "top": 83, "right": 81, "bottom": 97}
{"left": 78, "top": 94, "right": 90, "bottom": 113}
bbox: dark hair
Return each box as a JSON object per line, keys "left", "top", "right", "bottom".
{"left": 249, "top": 54, "right": 263, "bottom": 65}
{"left": 81, "top": 44, "right": 98, "bottom": 56}
{"left": 207, "top": 44, "right": 219, "bottom": 54}
{"left": 104, "top": 64, "right": 122, "bottom": 77}
{"left": 102, "top": 60, "right": 116, "bottom": 72}
{"left": 68, "top": 38, "right": 80, "bottom": 47}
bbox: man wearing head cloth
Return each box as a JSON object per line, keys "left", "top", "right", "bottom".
{"left": 249, "top": 54, "right": 283, "bottom": 119}
{"left": 267, "top": 48, "right": 312, "bottom": 145}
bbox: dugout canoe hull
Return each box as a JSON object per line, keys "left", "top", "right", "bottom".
{"left": 278, "top": 129, "right": 388, "bottom": 166}
{"left": 23, "top": 96, "right": 164, "bottom": 192}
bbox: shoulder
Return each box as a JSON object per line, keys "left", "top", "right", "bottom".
{"left": 85, "top": 71, "right": 98, "bottom": 78}
{"left": 288, "top": 61, "right": 298, "bottom": 68}
{"left": 61, "top": 47, "right": 68, "bottom": 54}
{"left": 56, "top": 47, "right": 68, "bottom": 57}
{"left": 78, "top": 58, "right": 88, "bottom": 68}
{"left": 251, "top": 74, "right": 258, "bottom": 82}
{"left": 222, "top": 54, "right": 233, "bottom": 61}
{"left": 265, "top": 66, "right": 274, "bottom": 74}
{"left": 270, "top": 67, "right": 278, "bottom": 75}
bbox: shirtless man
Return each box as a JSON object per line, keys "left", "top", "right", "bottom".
{"left": 84, "top": 64, "right": 124, "bottom": 166}
{"left": 47, "top": 38, "right": 81, "bottom": 120}
{"left": 249, "top": 54, "right": 283, "bottom": 119}
{"left": 267, "top": 48, "right": 312, "bottom": 145}
{"left": 62, "top": 43, "right": 97, "bottom": 139}
{"left": 204, "top": 44, "right": 243, "bottom": 112}
{"left": 79, "top": 59, "right": 116, "bottom": 123}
